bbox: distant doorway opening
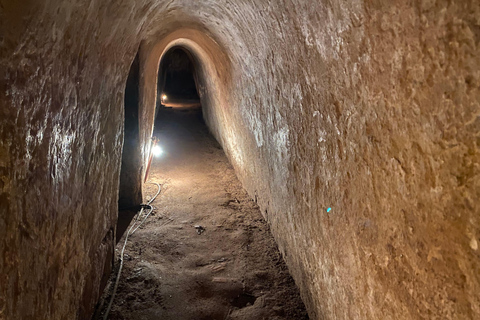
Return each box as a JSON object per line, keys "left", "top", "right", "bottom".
{"left": 156, "top": 46, "right": 200, "bottom": 109}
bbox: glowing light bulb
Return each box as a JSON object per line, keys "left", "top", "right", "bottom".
{"left": 152, "top": 145, "right": 163, "bottom": 157}
{"left": 162, "top": 94, "right": 167, "bottom": 101}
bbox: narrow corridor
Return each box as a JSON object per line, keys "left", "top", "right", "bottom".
{"left": 97, "top": 105, "right": 308, "bottom": 320}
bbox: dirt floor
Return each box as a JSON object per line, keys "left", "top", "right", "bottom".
{"left": 95, "top": 105, "right": 308, "bottom": 320}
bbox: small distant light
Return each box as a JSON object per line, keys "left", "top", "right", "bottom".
{"left": 161, "top": 94, "right": 167, "bottom": 101}
{"left": 327, "top": 207, "right": 332, "bottom": 213}
{"left": 152, "top": 145, "right": 163, "bottom": 157}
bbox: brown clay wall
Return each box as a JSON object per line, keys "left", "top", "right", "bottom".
{"left": 200, "top": 1, "right": 480, "bottom": 319}
{"left": 0, "top": 1, "right": 145, "bottom": 318}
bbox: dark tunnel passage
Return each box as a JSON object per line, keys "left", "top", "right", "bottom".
{"left": 92, "top": 43, "right": 309, "bottom": 320}
{"left": 156, "top": 47, "right": 201, "bottom": 109}
{"left": 99, "top": 94, "right": 309, "bottom": 320}
{"left": 118, "top": 46, "right": 204, "bottom": 243}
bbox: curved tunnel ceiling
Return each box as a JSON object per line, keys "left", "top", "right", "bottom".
{"left": 140, "top": 28, "right": 234, "bottom": 169}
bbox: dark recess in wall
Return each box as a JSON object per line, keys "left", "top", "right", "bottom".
{"left": 117, "top": 52, "right": 143, "bottom": 243}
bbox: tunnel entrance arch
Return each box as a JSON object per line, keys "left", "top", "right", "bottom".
{"left": 156, "top": 46, "right": 200, "bottom": 109}
{"left": 114, "top": 29, "right": 233, "bottom": 242}
{"left": 140, "top": 28, "right": 233, "bottom": 177}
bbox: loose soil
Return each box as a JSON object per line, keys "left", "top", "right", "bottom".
{"left": 96, "top": 105, "right": 308, "bottom": 320}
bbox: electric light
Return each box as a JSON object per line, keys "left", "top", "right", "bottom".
{"left": 152, "top": 145, "right": 163, "bottom": 157}
{"left": 162, "top": 94, "right": 167, "bottom": 101}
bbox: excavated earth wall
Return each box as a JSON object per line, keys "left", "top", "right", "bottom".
{"left": 0, "top": 0, "right": 479, "bottom": 319}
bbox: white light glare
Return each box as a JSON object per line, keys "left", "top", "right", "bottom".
{"left": 152, "top": 145, "right": 163, "bottom": 157}
{"left": 162, "top": 94, "right": 167, "bottom": 101}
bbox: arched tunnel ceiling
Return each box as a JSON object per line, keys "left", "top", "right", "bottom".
{"left": 139, "top": 27, "right": 233, "bottom": 170}
{"left": 0, "top": 0, "right": 479, "bottom": 319}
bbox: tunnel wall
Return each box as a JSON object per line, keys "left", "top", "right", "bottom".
{"left": 0, "top": 1, "right": 479, "bottom": 319}
{"left": 160, "top": 1, "right": 479, "bottom": 319}
{"left": 0, "top": 1, "right": 148, "bottom": 318}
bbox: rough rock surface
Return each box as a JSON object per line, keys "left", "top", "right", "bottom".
{"left": 0, "top": 1, "right": 479, "bottom": 319}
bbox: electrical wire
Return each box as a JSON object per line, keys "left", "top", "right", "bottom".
{"left": 130, "top": 182, "right": 162, "bottom": 235}
{"left": 130, "top": 204, "right": 152, "bottom": 235}
{"left": 103, "top": 182, "right": 162, "bottom": 320}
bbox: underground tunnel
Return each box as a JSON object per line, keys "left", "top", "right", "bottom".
{"left": 0, "top": 1, "right": 479, "bottom": 320}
